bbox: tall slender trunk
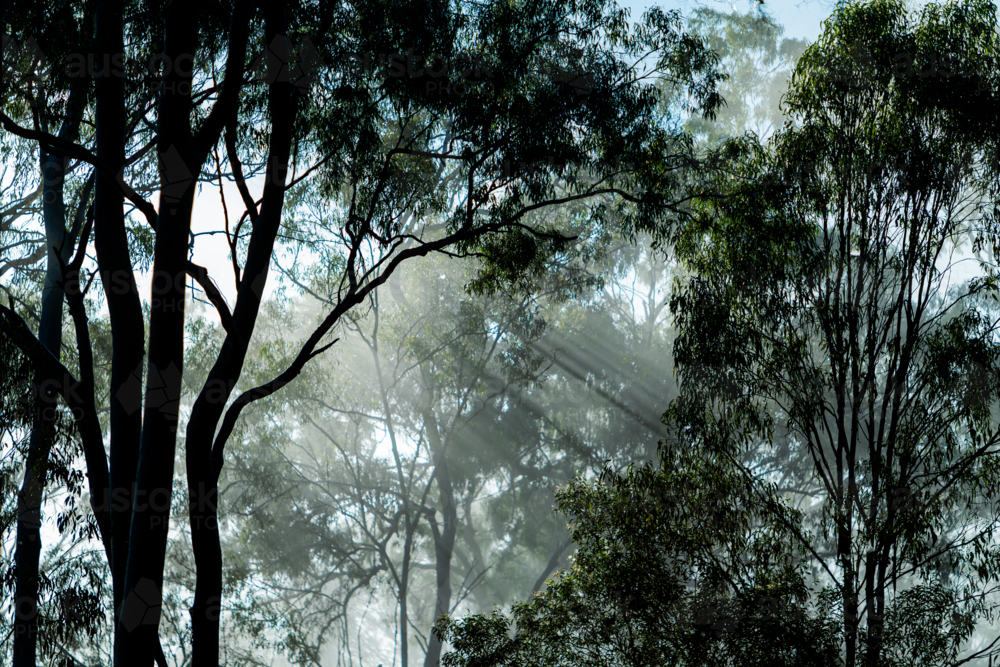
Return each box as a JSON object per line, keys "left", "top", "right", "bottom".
{"left": 12, "top": 340, "right": 60, "bottom": 667}
{"left": 369, "top": 303, "right": 415, "bottom": 667}
{"left": 93, "top": 0, "right": 144, "bottom": 627}
{"left": 184, "top": 4, "right": 291, "bottom": 665}
{"left": 423, "top": 411, "right": 457, "bottom": 667}
{"left": 113, "top": 0, "right": 198, "bottom": 662}
{"left": 400, "top": 522, "right": 414, "bottom": 667}
{"left": 12, "top": 82, "right": 86, "bottom": 667}
{"left": 839, "top": 521, "right": 857, "bottom": 667}
{"left": 865, "top": 548, "right": 885, "bottom": 667}
{"left": 529, "top": 537, "right": 573, "bottom": 598}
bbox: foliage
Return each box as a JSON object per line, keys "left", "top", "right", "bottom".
{"left": 682, "top": 7, "right": 808, "bottom": 143}
{"left": 436, "top": 445, "right": 841, "bottom": 667}
{"left": 173, "top": 221, "right": 686, "bottom": 666}
{"left": 0, "top": 0, "right": 732, "bottom": 663}
{"left": 0, "top": 304, "right": 111, "bottom": 665}
{"left": 669, "top": 0, "right": 1000, "bottom": 664}
{"left": 210, "top": 256, "right": 597, "bottom": 665}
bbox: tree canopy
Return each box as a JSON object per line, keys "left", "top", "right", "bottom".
{"left": 0, "top": 0, "right": 727, "bottom": 665}
{"left": 440, "top": 1, "right": 1000, "bottom": 665}
{"left": 435, "top": 451, "right": 842, "bottom": 667}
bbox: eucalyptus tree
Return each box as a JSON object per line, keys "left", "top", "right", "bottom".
{"left": 436, "top": 448, "right": 842, "bottom": 667}
{"left": 674, "top": 4, "right": 827, "bottom": 539}
{"left": 441, "top": 1, "right": 1000, "bottom": 665}
{"left": 185, "top": 228, "right": 684, "bottom": 666}
{"left": 0, "top": 311, "right": 114, "bottom": 667}
{"left": 204, "top": 254, "right": 592, "bottom": 667}
{"left": 0, "top": 1, "right": 726, "bottom": 666}
{"left": 681, "top": 6, "right": 807, "bottom": 144}
{"left": 669, "top": 0, "right": 1000, "bottom": 664}
{"left": 2, "top": 7, "right": 120, "bottom": 666}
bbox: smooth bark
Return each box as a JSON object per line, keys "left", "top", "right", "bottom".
{"left": 11, "top": 80, "right": 87, "bottom": 667}
{"left": 92, "top": 0, "right": 145, "bottom": 629}
{"left": 183, "top": 2, "right": 294, "bottom": 663}
{"left": 112, "top": 0, "right": 199, "bottom": 662}
{"left": 423, "top": 409, "right": 457, "bottom": 667}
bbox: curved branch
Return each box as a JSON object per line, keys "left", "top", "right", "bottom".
{"left": 210, "top": 338, "right": 339, "bottom": 479}
{"left": 185, "top": 260, "right": 237, "bottom": 340}
{"left": 0, "top": 110, "right": 158, "bottom": 227}
{"left": 0, "top": 297, "right": 111, "bottom": 555}
{"left": 225, "top": 120, "right": 259, "bottom": 224}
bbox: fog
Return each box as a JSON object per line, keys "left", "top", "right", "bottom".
{"left": 183, "top": 235, "right": 680, "bottom": 666}
{"left": 3, "top": 2, "right": 1000, "bottom": 666}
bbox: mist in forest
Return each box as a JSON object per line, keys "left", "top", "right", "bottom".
{"left": 166, "top": 13, "right": 809, "bottom": 665}
{"left": 187, "top": 237, "right": 677, "bottom": 666}
{"left": 4, "top": 2, "right": 1000, "bottom": 666}
{"left": 0, "top": 8, "right": 827, "bottom": 666}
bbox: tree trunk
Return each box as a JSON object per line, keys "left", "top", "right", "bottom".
{"left": 865, "top": 549, "right": 885, "bottom": 667}
{"left": 93, "top": 0, "right": 144, "bottom": 628}
{"left": 12, "top": 80, "right": 86, "bottom": 667}
{"left": 528, "top": 536, "right": 573, "bottom": 598}
{"left": 12, "top": 376, "right": 59, "bottom": 667}
{"left": 185, "top": 3, "right": 293, "bottom": 665}
{"left": 112, "top": 1, "right": 199, "bottom": 662}
{"left": 400, "top": 516, "right": 416, "bottom": 667}
{"left": 839, "top": 521, "right": 857, "bottom": 667}
{"left": 423, "top": 411, "right": 457, "bottom": 667}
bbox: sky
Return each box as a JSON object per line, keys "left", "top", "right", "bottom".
{"left": 627, "top": 0, "right": 834, "bottom": 41}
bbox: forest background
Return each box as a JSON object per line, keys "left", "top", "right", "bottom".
{"left": 3, "top": 0, "right": 1000, "bottom": 666}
